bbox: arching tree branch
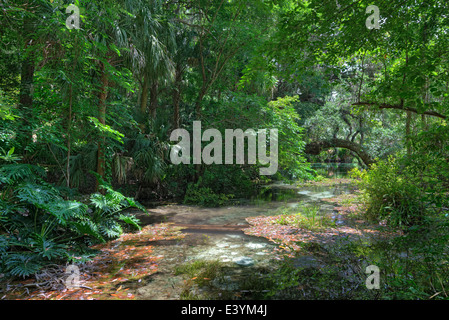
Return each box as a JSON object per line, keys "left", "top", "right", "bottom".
{"left": 305, "top": 138, "right": 375, "bottom": 167}
{"left": 352, "top": 102, "right": 447, "bottom": 120}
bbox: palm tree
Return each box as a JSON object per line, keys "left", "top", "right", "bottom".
{"left": 170, "top": 25, "right": 197, "bottom": 129}
{"left": 126, "top": 0, "right": 175, "bottom": 133}
{"left": 111, "top": 0, "right": 176, "bottom": 193}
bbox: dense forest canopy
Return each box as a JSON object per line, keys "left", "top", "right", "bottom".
{"left": 0, "top": 0, "right": 448, "bottom": 299}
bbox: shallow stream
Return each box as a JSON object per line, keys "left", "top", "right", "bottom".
{"left": 129, "top": 181, "right": 353, "bottom": 299}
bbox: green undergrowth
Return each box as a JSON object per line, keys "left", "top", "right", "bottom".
{"left": 183, "top": 184, "right": 234, "bottom": 207}
{"left": 294, "top": 216, "right": 449, "bottom": 300}
{"left": 274, "top": 204, "right": 336, "bottom": 231}
{"left": 0, "top": 161, "right": 146, "bottom": 279}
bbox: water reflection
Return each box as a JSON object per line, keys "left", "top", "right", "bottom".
{"left": 311, "top": 162, "right": 359, "bottom": 178}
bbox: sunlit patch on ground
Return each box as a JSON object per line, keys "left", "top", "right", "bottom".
{"left": 296, "top": 178, "right": 354, "bottom": 187}
{"left": 244, "top": 191, "right": 400, "bottom": 258}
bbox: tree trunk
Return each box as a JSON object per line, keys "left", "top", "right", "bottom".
{"left": 66, "top": 37, "right": 79, "bottom": 189}
{"left": 421, "top": 114, "right": 426, "bottom": 130}
{"left": 66, "top": 83, "right": 73, "bottom": 188}
{"left": 19, "top": 52, "right": 35, "bottom": 111}
{"left": 139, "top": 73, "right": 149, "bottom": 133}
{"left": 95, "top": 61, "right": 109, "bottom": 193}
{"left": 149, "top": 80, "right": 158, "bottom": 120}
{"left": 195, "top": 86, "right": 207, "bottom": 120}
{"left": 405, "top": 110, "right": 412, "bottom": 156}
{"left": 19, "top": 17, "right": 36, "bottom": 160}
{"left": 172, "top": 65, "right": 183, "bottom": 129}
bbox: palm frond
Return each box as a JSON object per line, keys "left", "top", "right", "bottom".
{"left": 112, "top": 153, "right": 133, "bottom": 184}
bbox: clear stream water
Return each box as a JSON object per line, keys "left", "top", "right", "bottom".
{"left": 130, "top": 180, "right": 353, "bottom": 299}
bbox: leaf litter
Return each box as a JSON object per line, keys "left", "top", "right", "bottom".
{"left": 3, "top": 223, "right": 185, "bottom": 300}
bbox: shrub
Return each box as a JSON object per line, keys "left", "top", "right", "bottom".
{"left": 183, "top": 181, "right": 233, "bottom": 207}
{"left": 200, "top": 165, "right": 255, "bottom": 198}
{"left": 352, "top": 157, "right": 425, "bottom": 227}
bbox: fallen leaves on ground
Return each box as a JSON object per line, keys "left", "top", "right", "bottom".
{"left": 296, "top": 178, "right": 354, "bottom": 187}
{"left": 244, "top": 215, "right": 335, "bottom": 257}
{"left": 244, "top": 192, "right": 399, "bottom": 257}
{"left": 321, "top": 192, "right": 363, "bottom": 214}
{"left": 5, "top": 223, "right": 185, "bottom": 300}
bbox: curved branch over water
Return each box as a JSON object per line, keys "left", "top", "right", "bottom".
{"left": 305, "top": 138, "right": 375, "bottom": 167}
